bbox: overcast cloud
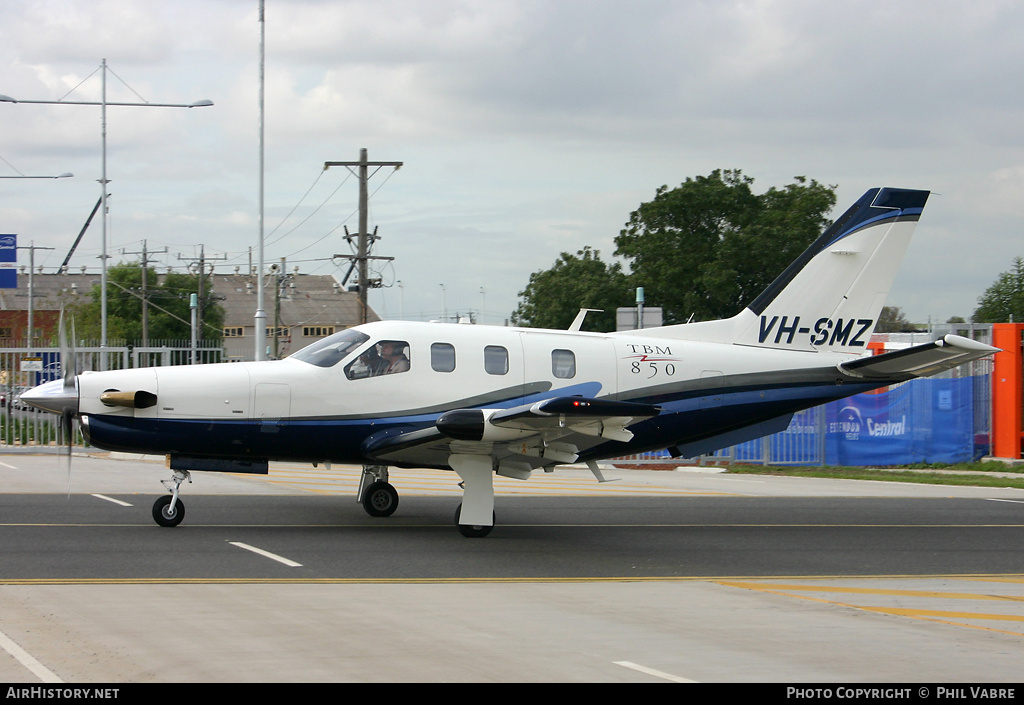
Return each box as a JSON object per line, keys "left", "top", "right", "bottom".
{"left": 1, "top": 0, "right": 1022, "bottom": 325}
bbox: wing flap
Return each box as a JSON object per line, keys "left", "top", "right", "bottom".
{"left": 839, "top": 334, "right": 998, "bottom": 380}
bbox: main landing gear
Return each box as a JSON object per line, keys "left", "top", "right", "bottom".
{"left": 454, "top": 504, "right": 494, "bottom": 538}
{"left": 360, "top": 459, "right": 498, "bottom": 537}
{"left": 153, "top": 469, "right": 191, "bottom": 527}
{"left": 358, "top": 465, "right": 400, "bottom": 517}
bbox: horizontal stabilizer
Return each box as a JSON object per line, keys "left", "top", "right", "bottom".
{"left": 839, "top": 335, "right": 998, "bottom": 380}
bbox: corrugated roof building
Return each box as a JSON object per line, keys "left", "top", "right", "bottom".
{"left": 0, "top": 269, "right": 378, "bottom": 360}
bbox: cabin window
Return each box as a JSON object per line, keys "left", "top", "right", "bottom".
{"left": 431, "top": 343, "right": 456, "bottom": 373}
{"left": 484, "top": 345, "right": 508, "bottom": 375}
{"left": 345, "top": 340, "right": 411, "bottom": 379}
{"left": 291, "top": 329, "right": 369, "bottom": 368}
{"left": 552, "top": 349, "right": 576, "bottom": 379}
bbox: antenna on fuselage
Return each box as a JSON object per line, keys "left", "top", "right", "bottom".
{"left": 568, "top": 308, "right": 602, "bottom": 332}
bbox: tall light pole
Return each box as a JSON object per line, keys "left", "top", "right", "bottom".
{"left": 0, "top": 60, "right": 212, "bottom": 362}
{"left": 255, "top": 0, "right": 267, "bottom": 361}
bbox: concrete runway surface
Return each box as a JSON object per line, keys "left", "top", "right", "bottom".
{"left": 0, "top": 451, "right": 1022, "bottom": 683}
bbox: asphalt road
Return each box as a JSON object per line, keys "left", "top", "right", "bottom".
{"left": 0, "top": 452, "right": 1022, "bottom": 683}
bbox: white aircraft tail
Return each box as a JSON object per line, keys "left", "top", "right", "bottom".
{"left": 639, "top": 187, "right": 930, "bottom": 353}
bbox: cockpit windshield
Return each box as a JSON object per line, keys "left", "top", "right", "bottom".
{"left": 290, "top": 329, "right": 370, "bottom": 368}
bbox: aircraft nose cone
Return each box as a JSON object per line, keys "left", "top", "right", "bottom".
{"left": 19, "top": 378, "right": 79, "bottom": 415}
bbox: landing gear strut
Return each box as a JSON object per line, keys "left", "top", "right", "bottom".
{"left": 450, "top": 454, "right": 496, "bottom": 538}
{"left": 153, "top": 469, "right": 191, "bottom": 527}
{"left": 358, "top": 465, "right": 399, "bottom": 517}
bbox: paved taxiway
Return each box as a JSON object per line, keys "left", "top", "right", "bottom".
{"left": 0, "top": 452, "right": 1022, "bottom": 682}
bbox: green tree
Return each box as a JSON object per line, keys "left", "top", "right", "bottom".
{"left": 613, "top": 170, "right": 836, "bottom": 323}
{"left": 875, "top": 306, "right": 917, "bottom": 332}
{"left": 512, "top": 247, "right": 632, "bottom": 332}
{"left": 973, "top": 256, "right": 1024, "bottom": 322}
{"left": 70, "top": 263, "right": 224, "bottom": 342}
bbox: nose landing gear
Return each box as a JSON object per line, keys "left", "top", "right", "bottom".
{"left": 152, "top": 469, "right": 191, "bottom": 527}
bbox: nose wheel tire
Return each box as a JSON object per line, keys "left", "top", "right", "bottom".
{"left": 153, "top": 495, "right": 185, "bottom": 527}
{"left": 361, "top": 481, "right": 399, "bottom": 517}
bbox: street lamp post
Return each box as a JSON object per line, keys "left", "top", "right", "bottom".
{"left": 0, "top": 59, "right": 212, "bottom": 363}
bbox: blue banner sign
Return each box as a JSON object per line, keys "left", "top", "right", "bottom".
{"left": 824, "top": 377, "right": 978, "bottom": 465}
{"left": 646, "top": 375, "right": 988, "bottom": 466}
{"left": 0, "top": 234, "right": 16, "bottom": 288}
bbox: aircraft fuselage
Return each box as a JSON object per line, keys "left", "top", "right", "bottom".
{"left": 76, "top": 319, "right": 872, "bottom": 467}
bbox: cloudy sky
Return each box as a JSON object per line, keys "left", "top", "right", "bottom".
{"left": 1, "top": 0, "right": 1022, "bottom": 327}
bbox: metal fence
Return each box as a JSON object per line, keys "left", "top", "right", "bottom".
{"left": 0, "top": 341, "right": 223, "bottom": 449}
{"left": 617, "top": 373, "right": 993, "bottom": 468}
{"left": 0, "top": 328, "right": 998, "bottom": 464}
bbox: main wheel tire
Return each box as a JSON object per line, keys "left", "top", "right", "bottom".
{"left": 152, "top": 495, "right": 185, "bottom": 527}
{"left": 362, "top": 481, "right": 399, "bottom": 517}
{"left": 454, "top": 503, "right": 494, "bottom": 538}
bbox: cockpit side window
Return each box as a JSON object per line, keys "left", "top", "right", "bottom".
{"left": 290, "top": 329, "right": 369, "bottom": 368}
{"left": 345, "top": 340, "right": 411, "bottom": 379}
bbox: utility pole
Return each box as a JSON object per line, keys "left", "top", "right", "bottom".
{"left": 179, "top": 245, "right": 226, "bottom": 344}
{"left": 121, "top": 240, "right": 167, "bottom": 347}
{"left": 324, "top": 149, "right": 402, "bottom": 324}
{"left": 18, "top": 242, "right": 54, "bottom": 345}
{"left": 265, "top": 257, "right": 291, "bottom": 359}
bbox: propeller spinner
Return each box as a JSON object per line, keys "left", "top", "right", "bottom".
{"left": 19, "top": 311, "right": 79, "bottom": 416}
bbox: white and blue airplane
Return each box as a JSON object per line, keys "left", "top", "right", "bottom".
{"left": 22, "top": 187, "right": 997, "bottom": 536}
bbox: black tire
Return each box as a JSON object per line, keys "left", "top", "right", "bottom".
{"left": 362, "top": 481, "right": 399, "bottom": 517}
{"left": 454, "top": 503, "right": 494, "bottom": 538}
{"left": 152, "top": 495, "right": 184, "bottom": 527}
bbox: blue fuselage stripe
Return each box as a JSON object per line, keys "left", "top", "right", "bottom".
{"left": 83, "top": 379, "right": 879, "bottom": 463}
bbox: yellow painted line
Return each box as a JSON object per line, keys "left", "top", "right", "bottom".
{"left": 856, "top": 606, "right": 1024, "bottom": 622}
{"left": 717, "top": 578, "right": 1024, "bottom": 637}
{"left": 717, "top": 581, "right": 1024, "bottom": 602}
{"left": 1, "top": 574, "right": 1022, "bottom": 586}
{"left": 255, "top": 475, "right": 733, "bottom": 496}
{"left": 0, "top": 576, "right": 793, "bottom": 586}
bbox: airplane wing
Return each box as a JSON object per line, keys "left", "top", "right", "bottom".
{"left": 362, "top": 396, "right": 661, "bottom": 471}
{"left": 838, "top": 334, "right": 998, "bottom": 380}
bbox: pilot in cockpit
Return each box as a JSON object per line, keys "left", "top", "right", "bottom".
{"left": 378, "top": 341, "right": 410, "bottom": 374}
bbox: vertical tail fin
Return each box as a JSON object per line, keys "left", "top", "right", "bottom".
{"left": 732, "top": 187, "right": 929, "bottom": 352}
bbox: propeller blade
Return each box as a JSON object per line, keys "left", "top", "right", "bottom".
{"left": 60, "top": 310, "right": 77, "bottom": 392}
{"left": 57, "top": 309, "right": 77, "bottom": 496}
{"left": 62, "top": 409, "right": 73, "bottom": 497}
{"left": 22, "top": 312, "right": 79, "bottom": 416}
